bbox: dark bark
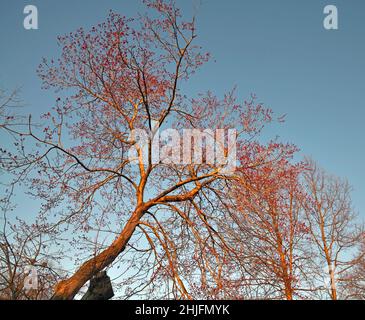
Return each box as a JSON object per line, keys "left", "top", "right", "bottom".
{"left": 81, "top": 271, "right": 114, "bottom": 300}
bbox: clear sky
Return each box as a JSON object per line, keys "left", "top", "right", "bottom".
{"left": 0, "top": 0, "right": 364, "bottom": 221}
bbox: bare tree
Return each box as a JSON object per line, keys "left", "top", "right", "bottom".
{"left": 0, "top": 185, "right": 64, "bottom": 300}
{"left": 2, "top": 1, "right": 289, "bottom": 300}
{"left": 0, "top": 89, "right": 65, "bottom": 300}
{"left": 303, "top": 160, "right": 363, "bottom": 300}
{"left": 224, "top": 160, "right": 316, "bottom": 300}
{"left": 339, "top": 233, "right": 365, "bottom": 300}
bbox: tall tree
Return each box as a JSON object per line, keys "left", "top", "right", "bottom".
{"left": 4, "top": 1, "right": 290, "bottom": 299}
{"left": 339, "top": 233, "right": 365, "bottom": 299}
{"left": 228, "top": 159, "right": 313, "bottom": 300}
{"left": 303, "top": 160, "right": 363, "bottom": 300}
{"left": 0, "top": 184, "right": 64, "bottom": 300}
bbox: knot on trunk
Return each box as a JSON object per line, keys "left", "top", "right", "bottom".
{"left": 81, "top": 271, "right": 114, "bottom": 300}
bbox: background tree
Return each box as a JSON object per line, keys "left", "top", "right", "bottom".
{"left": 303, "top": 160, "right": 363, "bottom": 300}
{"left": 225, "top": 159, "right": 315, "bottom": 300}
{"left": 0, "top": 184, "right": 64, "bottom": 300}
{"left": 339, "top": 233, "right": 365, "bottom": 299}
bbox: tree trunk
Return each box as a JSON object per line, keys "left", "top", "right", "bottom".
{"left": 81, "top": 271, "right": 114, "bottom": 300}
{"left": 329, "top": 267, "right": 337, "bottom": 300}
{"left": 52, "top": 208, "right": 144, "bottom": 300}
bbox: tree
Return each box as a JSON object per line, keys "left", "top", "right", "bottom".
{"left": 3, "top": 0, "right": 291, "bottom": 299}
{"left": 339, "top": 233, "right": 365, "bottom": 299}
{"left": 303, "top": 160, "right": 363, "bottom": 300}
{"left": 227, "top": 158, "right": 314, "bottom": 300}
{"left": 0, "top": 184, "right": 64, "bottom": 300}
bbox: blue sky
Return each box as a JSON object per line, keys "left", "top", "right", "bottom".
{"left": 0, "top": 0, "right": 364, "bottom": 221}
